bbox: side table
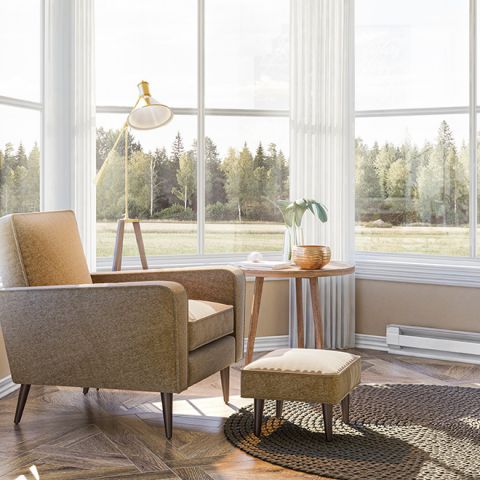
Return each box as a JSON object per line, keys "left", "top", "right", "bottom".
{"left": 241, "top": 261, "right": 355, "bottom": 364}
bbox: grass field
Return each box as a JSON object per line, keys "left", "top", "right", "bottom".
{"left": 96, "top": 221, "right": 286, "bottom": 257}
{"left": 96, "top": 222, "right": 473, "bottom": 258}
{"left": 355, "top": 225, "right": 470, "bottom": 256}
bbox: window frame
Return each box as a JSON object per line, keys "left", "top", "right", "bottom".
{"left": 0, "top": 0, "right": 44, "bottom": 213}
{"left": 354, "top": 0, "right": 480, "bottom": 287}
{"left": 95, "top": 0, "right": 289, "bottom": 269}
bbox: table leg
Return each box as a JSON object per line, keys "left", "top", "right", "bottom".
{"left": 295, "top": 278, "right": 304, "bottom": 348}
{"left": 309, "top": 277, "right": 323, "bottom": 349}
{"left": 245, "top": 277, "right": 264, "bottom": 365}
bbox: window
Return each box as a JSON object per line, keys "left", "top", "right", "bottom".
{"left": 95, "top": 0, "right": 289, "bottom": 260}
{"left": 355, "top": 0, "right": 477, "bottom": 258}
{"left": 0, "top": 1, "right": 42, "bottom": 217}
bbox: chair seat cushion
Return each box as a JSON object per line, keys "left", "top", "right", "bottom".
{"left": 241, "top": 348, "right": 361, "bottom": 404}
{"left": 188, "top": 299, "right": 234, "bottom": 351}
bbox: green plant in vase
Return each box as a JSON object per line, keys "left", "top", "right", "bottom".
{"left": 276, "top": 198, "right": 328, "bottom": 260}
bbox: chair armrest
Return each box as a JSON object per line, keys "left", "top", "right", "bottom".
{"left": 91, "top": 267, "right": 246, "bottom": 361}
{"left": 0, "top": 281, "right": 189, "bottom": 393}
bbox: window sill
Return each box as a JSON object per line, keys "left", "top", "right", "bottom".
{"left": 95, "top": 252, "right": 480, "bottom": 287}
{"left": 355, "top": 252, "right": 480, "bottom": 288}
{"left": 95, "top": 252, "right": 286, "bottom": 282}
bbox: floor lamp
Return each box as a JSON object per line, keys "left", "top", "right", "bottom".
{"left": 96, "top": 81, "right": 173, "bottom": 271}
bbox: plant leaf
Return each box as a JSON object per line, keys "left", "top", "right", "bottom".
{"left": 312, "top": 201, "right": 328, "bottom": 222}
{"left": 294, "top": 204, "right": 306, "bottom": 226}
{"left": 283, "top": 204, "right": 295, "bottom": 227}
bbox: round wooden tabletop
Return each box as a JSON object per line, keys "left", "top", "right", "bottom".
{"left": 241, "top": 260, "right": 355, "bottom": 278}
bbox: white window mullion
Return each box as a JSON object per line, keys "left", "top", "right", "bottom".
{"left": 197, "top": 0, "right": 206, "bottom": 255}
{"left": 40, "top": 0, "right": 45, "bottom": 211}
{"left": 470, "top": 0, "right": 478, "bottom": 258}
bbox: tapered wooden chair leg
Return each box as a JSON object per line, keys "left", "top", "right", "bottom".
{"left": 161, "top": 392, "right": 173, "bottom": 440}
{"left": 322, "top": 403, "right": 333, "bottom": 442}
{"left": 14, "top": 384, "right": 31, "bottom": 425}
{"left": 341, "top": 394, "right": 350, "bottom": 424}
{"left": 220, "top": 367, "right": 230, "bottom": 404}
{"left": 254, "top": 399, "right": 265, "bottom": 437}
{"left": 83, "top": 387, "right": 89, "bottom": 395}
{"left": 275, "top": 400, "right": 284, "bottom": 418}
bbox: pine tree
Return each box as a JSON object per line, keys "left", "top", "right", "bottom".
{"left": 432, "top": 121, "right": 468, "bottom": 225}
{"left": 277, "top": 150, "right": 289, "bottom": 200}
{"left": 252, "top": 142, "right": 268, "bottom": 214}
{"left": 168, "top": 132, "right": 186, "bottom": 205}
{"left": 23, "top": 143, "right": 40, "bottom": 211}
{"left": 170, "top": 132, "right": 184, "bottom": 170}
{"left": 150, "top": 147, "right": 171, "bottom": 215}
{"left": 375, "top": 143, "right": 398, "bottom": 199}
{"left": 254, "top": 142, "right": 266, "bottom": 170}
{"left": 265, "top": 142, "right": 283, "bottom": 201}
{"left": 205, "top": 136, "right": 226, "bottom": 205}
{"left": 7, "top": 143, "right": 29, "bottom": 212}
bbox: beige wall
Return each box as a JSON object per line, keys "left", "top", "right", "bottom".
{"left": 245, "top": 279, "right": 290, "bottom": 337}
{"left": 1, "top": 278, "right": 477, "bottom": 380}
{"left": 356, "top": 279, "right": 480, "bottom": 336}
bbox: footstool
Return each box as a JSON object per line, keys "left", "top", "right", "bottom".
{"left": 241, "top": 348, "right": 361, "bottom": 441}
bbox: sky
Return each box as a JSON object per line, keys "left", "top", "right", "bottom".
{"left": 95, "top": 0, "right": 289, "bottom": 157}
{"left": 355, "top": 0, "right": 470, "bottom": 147}
{"left": 0, "top": 0, "right": 41, "bottom": 152}
{"left": 0, "top": 0, "right": 476, "bottom": 155}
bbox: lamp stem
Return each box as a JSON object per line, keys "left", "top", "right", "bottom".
{"left": 124, "top": 127, "right": 129, "bottom": 220}
{"left": 95, "top": 96, "right": 141, "bottom": 186}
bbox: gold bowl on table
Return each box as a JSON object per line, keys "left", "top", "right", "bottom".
{"left": 292, "top": 245, "right": 331, "bottom": 270}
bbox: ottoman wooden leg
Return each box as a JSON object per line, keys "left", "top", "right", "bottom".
{"left": 254, "top": 399, "right": 265, "bottom": 437}
{"left": 341, "top": 394, "right": 350, "bottom": 424}
{"left": 275, "top": 400, "right": 283, "bottom": 418}
{"left": 322, "top": 403, "right": 333, "bottom": 442}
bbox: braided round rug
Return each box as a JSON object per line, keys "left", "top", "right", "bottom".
{"left": 224, "top": 384, "right": 480, "bottom": 480}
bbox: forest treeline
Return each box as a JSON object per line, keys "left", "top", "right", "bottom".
{"left": 0, "top": 142, "right": 40, "bottom": 216}
{"left": 96, "top": 129, "right": 289, "bottom": 222}
{"left": 0, "top": 120, "right": 471, "bottom": 227}
{"left": 356, "top": 121, "right": 470, "bottom": 226}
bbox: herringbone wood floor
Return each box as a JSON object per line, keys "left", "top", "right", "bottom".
{"left": 1, "top": 349, "right": 479, "bottom": 480}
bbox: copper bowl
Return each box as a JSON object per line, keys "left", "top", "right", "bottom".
{"left": 292, "top": 245, "right": 331, "bottom": 270}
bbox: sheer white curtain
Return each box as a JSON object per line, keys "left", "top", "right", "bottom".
{"left": 43, "top": 0, "right": 96, "bottom": 269}
{"left": 289, "top": 0, "right": 355, "bottom": 349}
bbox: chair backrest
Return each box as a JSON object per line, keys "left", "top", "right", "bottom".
{"left": 0, "top": 210, "right": 92, "bottom": 288}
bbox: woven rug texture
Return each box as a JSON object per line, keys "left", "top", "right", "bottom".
{"left": 224, "top": 384, "right": 480, "bottom": 480}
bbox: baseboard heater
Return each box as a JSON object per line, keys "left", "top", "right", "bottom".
{"left": 386, "top": 324, "right": 480, "bottom": 365}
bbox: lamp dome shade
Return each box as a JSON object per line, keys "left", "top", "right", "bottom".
{"left": 127, "top": 97, "right": 173, "bottom": 130}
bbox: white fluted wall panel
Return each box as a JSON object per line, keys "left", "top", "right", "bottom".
{"left": 289, "top": 0, "right": 355, "bottom": 349}
{"left": 43, "top": 0, "right": 96, "bottom": 269}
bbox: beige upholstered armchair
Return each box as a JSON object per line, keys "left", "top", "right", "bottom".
{"left": 0, "top": 210, "right": 245, "bottom": 438}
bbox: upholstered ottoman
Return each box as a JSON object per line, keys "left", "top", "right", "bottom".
{"left": 241, "top": 348, "right": 361, "bottom": 441}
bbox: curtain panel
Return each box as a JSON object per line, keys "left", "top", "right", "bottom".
{"left": 289, "top": 0, "right": 355, "bottom": 348}
{"left": 43, "top": 0, "right": 96, "bottom": 269}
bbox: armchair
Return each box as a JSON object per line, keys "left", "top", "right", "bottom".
{"left": 0, "top": 210, "right": 245, "bottom": 438}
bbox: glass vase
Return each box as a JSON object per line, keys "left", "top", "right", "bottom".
{"left": 283, "top": 225, "right": 304, "bottom": 261}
